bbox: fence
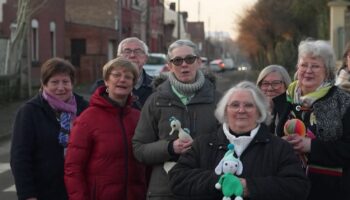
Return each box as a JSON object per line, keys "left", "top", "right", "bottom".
{"left": 0, "top": 73, "right": 20, "bottom": 102}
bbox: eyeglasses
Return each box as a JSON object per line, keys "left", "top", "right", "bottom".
{"left": 260, "top": 80, "right": 283, "bottom": 89}
{"left": 298, "top": 63, "right": 323, "bottom": 72}
{"left": 110, "top": 72, "right": 134, "bottom": 81}
{"left": 169, "top": 55, "right": 198, "bottom": 66}
{"left": 227, "top": 102, "right": 256, "bottom": 111}
{"left": 121, "top": 48, "right": 145, "bottom": 56}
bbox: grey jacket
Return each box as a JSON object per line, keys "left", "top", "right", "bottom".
{"left": 132, "top": 78, "right": 221, "bottom": 199}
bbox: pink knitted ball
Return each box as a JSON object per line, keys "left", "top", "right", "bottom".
{"left": 283, "top": 119, "right": 306, "bottom": 137}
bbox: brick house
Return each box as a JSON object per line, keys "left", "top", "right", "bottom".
{"left": 0, "top": 0, "right": 158, "bottom": 85}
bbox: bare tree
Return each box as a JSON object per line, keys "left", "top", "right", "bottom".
{"left": 5, "top": 0, "right": 48, "bottom": 97}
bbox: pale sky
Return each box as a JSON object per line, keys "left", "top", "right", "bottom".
{"left": 166, "top": 0, "right": 258, "bottom": 39}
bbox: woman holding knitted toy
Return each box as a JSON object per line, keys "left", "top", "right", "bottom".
{"left": 169, "top": 81, "right": 309, "bottom": 200}
{"left": 274, "top": 39, "right": 350, "bottom": 200}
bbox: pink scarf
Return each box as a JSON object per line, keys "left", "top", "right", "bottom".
{"left": 42, "top": 90, "right": 77, "bottom": 119}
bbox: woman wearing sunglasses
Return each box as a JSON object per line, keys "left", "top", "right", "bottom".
{"left": 132, "top": 39, "right": 221, "bottom": 200}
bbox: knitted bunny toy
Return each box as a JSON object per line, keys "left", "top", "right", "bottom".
{"left": 215, "top": 144, "right": 244, "bottom": 200}
{"left": 164, "top": 116, "right": 193, "bottom": 173}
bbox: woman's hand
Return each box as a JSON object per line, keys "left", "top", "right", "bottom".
{"left": 173, "top": 138, "right": 193, "bottom": 154}
{"left": 283, "top": 134, "right": 311, "bottom": 153}
{"left": 240, "top": 178, "right": 249, "bottom": 197}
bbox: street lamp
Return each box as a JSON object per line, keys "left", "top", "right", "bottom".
{"left": 177, "top": 0, "right": 180, "bottom": 39}
{"left": 118, "top": 0, "right": 122, "bottom": 42}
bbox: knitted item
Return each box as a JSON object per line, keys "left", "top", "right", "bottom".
{"left": 58, "top": 112, "right": 72, "bottom": 148}
{"left": 168, "top": 70, "right": 205, "bottom": 96}
{"left": 283, "top": 119, "right": 306, "bottom": 137}
{"left": 335, "top": 69, "right": 350, "bottom": 93}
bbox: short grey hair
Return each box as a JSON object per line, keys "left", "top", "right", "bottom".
{"left": 117, "top": 37, "right": 149, "bottom": 56}
{"left": 297, "top": 39, "right": 336, "bottom": 82}
{"left": 256, "top": 65, "right": 292, "bottom": 87}
{"left": 167, "top": 39, "right": 200, "bottom": 60}
{"left": 215, "top": 81, "right": 271, "bottom": 125}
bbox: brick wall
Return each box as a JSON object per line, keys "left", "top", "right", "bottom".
{"left": 66, "top": 0, "right": 117, "bottom": 29}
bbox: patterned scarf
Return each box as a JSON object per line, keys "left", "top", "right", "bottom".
{"left": 285, "top": 81, "right": 331, "bottom": 138}
{"left": 286, "top": 81, "right": 332, "bottom": 107}
{"left": 42, "top": 90, "right": 77, "bottom": 154}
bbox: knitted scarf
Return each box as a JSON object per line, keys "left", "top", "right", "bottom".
{"left": 168, "top": 70, "right": 205, "bottom": 97}
{"left": 335, "top": 69, "right": 350, "bottom": 93}
{"left": 42, "top": 90, "right": 77, "bottom": 153}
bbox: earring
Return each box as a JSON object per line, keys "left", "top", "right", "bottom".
{"left": 106, "top": 87, "right": 109, "bottom": 93}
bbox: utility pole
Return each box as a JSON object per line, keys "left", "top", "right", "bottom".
{"left": 118, "top": 0, "right": 123, "bottom": 42}
{"left": 177, "top": 0, "right": 180, "bottom": 39}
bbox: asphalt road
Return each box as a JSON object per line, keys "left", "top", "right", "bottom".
{"left": 0, "top": 69, "right": 257, "bottom": 199}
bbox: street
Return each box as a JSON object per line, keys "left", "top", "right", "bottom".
{"left": 0, "top": 69, "right": 257, "bottom": 199}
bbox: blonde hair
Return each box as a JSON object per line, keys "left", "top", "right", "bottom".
{"left": 102, "top": 57, "right": 139, "bottom": 86}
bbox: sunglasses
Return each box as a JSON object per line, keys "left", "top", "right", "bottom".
{"left": 169, "top": 55, "right": 198, "bottom": 66}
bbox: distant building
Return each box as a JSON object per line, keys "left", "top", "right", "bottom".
{"left": 164, "top": 2, "right": 190, "bottom": 50}
{"left": 187, "top": 21, "right": 205, "bottom": 55}
{"left": 0, "top": 0, "right": 166, "bottom": 85}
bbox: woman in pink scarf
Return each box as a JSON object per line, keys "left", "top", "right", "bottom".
{"left": 10, "top": 57, "right": 88, "bottom": 200}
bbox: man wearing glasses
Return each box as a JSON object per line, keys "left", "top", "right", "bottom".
{"left": 133, "top": 39, "right": 221, "bottom": 200}
{"left": 90, "top": 37, "right": 153, "bottom": 110}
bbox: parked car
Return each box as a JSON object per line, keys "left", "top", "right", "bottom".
{"left": 223, "top": 58, "right": 235, "bottom": 70}
{"left": 237, "top": 64, "right": 251, "bottom": 71}
{"left": 144, "top": 53, "right": 169, "bottom": 77}
{"left": 200, "top": 57, "right": 209, "bottom": 69}
{"left": 209, "top": 59, "right": 225, "bottom": 72}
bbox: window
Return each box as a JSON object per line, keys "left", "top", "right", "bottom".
{"left": 50, "top": 22, "right": 56, "bottom": 57}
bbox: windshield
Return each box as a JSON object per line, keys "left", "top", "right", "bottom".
{"left": 146, "top": 55, "right": 167, "bottom": 65}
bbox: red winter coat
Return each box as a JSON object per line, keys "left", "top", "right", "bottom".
{"left": 64, "top": 86, "right": 146, "bottom": 200}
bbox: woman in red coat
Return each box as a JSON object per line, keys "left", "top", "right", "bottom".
{"left": 64, "top": 57, "right": 146, "bottom": 200}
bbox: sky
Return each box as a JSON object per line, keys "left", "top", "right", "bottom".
{"left": 165, "top": 0, "right": 258, "bottom": 39}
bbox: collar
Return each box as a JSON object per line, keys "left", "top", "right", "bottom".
{"left": 215, "top": 123, "right": 272, "bottom": 149}
{"left": 134, "top": 69, "right": 144, "bottom": 89}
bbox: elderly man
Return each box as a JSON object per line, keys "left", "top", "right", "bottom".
{"left": 90, "top": 37, "right": 153, "bottom": 110}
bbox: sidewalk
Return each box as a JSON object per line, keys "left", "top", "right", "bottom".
{"left": 0, "top": 100, "right": 23, "bottom": 142}
{"left": 0, "top": 85, "right": 91, "bottom": 142}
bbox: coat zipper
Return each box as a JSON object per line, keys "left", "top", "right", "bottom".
{"left": 118, "top": 109, "right": 129, "bottom": 199}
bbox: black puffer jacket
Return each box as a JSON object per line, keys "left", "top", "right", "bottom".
{"left": 169, "top": 124, "right": 310, "bottom": 200}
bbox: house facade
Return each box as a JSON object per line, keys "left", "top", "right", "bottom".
{"left": 0, "top": 0, "right": 168, "bottom": 85}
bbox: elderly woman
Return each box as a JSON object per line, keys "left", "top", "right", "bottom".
{"left": 169, "top": 81, "right": 309, "bottom": 200}
{"left": 257, "top": 64, "right": 291, "bottom": 100}
{"left": 335, "top": 42, "right": 350, "bottom": 92}
{"left": 274, "top": 39, "right": 350, "bottom": 200}
{"left": 132, "top": 39, "right": 221, "bottom": 199}
{"left": 257, "top": 65, "right": 292, "bottom": 133}
{"left": 11, "top": 58, "right": 88, "bottom": 200}
{"left": 64, "top": 57, "right": 146, "bottom": 200}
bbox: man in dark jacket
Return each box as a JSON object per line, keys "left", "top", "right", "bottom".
{"left": 90, "top": 37, "right": 153, "bottom": 110}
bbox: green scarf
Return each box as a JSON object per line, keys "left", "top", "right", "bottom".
{"left": 286, "top": 81, "right": 332, "bottom": 107}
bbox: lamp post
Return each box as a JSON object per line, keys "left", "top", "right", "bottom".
{"left": 177, "top": 0, "right": 180, "bottom": 39}
{"left": 118, "top": 0, "right": 122, "bottom": 42}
